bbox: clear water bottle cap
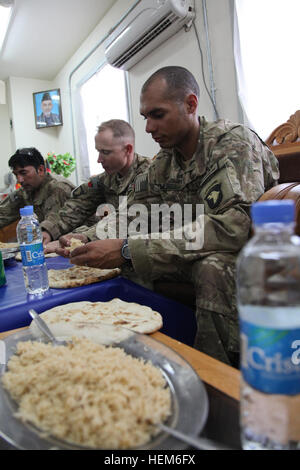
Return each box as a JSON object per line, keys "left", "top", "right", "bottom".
{"left": 251, "top": 200, "right": 295, "bottom": 225}
{"left": 19, "top": 205, "right": 34, "bottom": 216}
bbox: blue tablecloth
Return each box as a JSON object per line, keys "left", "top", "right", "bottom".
{"left": 0, "top": 257, "right": 196, "bottom": 346}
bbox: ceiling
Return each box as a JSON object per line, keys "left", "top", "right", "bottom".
{"left": 0, "top": 0, "right": 117, "bottom": 81}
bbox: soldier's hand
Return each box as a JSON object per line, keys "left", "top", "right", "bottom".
{"left": 69, "top": 239, "right": 125, "bottom": 269}
{"left": 44, "top": 240, "right": 60, "bottom": 254}
{"left": 56, "top": 233, "right": 89, "bottom": 257}
{"left": 42, "top": 231, "right": 52, "bottom": 245}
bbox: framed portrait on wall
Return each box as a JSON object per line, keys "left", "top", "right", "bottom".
{"left": 33, "top": 88, "right": 63, "bottom": 129}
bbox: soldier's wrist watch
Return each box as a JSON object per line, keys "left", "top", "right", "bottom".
{"left": 121, "top": 239, "right": 131, "bottom": 261}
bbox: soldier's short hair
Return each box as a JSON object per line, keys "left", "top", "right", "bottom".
{"left": 8, "top": 147, "right": 45, "bottom": 171}
{"left": 97, "top": 119, "right": 135, "bottom": 141}
{"left": 141, "top": 66, "right": 200, "bottom": 103}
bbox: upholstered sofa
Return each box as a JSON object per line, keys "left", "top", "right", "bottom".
{"left": 262, "top": 110, "right": 300, "bottom": 234}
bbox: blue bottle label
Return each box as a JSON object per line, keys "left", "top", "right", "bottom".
{"left": 240, "top": 320, "right": 300, "bottom": 395}
{"left": 20, "top": 242, "right": 45, "bottom": 267}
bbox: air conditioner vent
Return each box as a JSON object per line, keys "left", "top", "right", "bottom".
{"left": 104, "top": 0, "right": 195, "bottom": 70}
{"left": 112, "top": 13, "right": 178, "bottom": 68}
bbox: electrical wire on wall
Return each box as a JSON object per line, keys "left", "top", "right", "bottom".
{"left": 193, "top": 0, "right": 219, "bottom": 120}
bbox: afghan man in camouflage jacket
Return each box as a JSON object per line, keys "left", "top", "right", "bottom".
{"left": 0, "top": 147, "right": 74, "bottom": 230}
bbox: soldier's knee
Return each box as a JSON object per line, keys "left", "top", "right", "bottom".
{"left": 192, "top": 255, "right": 237, "bottom": 314}
{"left": 192, "top": 253, "right": 237, "bottom": 283}
{"left": 194, "top": 307, "right": 240, "bottom": 367}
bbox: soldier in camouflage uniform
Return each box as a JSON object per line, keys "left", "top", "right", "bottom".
{"left": 41, "top": 119, "right": 150, "bottom": 248}
{"left": 58, "top": 67, "right": 279, "bottom": 366}
{"left": 0, "top": 147, "right": 74, "bottom": 231}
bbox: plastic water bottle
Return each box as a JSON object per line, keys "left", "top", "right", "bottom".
{"left": 237, "top": 200, "right": 300, "bottom": 450}
{"left": 17, "top": 205, "right": 49, "bottom": 295}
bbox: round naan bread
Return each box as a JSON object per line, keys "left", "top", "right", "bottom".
{"left": 0, "top": 242, "right": 19, "bottom": 249}
{"left": 29, "top": 299, "right": 163, "bottom": 344}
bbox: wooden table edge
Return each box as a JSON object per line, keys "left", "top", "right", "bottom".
{"left": 0, "top": 328, "right": 240, "bottom": 401}
{"left": 153, "top": 332, "right": 240, "bottom": 401}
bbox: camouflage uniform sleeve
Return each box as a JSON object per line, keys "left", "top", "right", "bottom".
{"left": 59, "top": 160, "right": 151, "bottom": 242}
{"left": 46, "top": 181, "right": 74, "bottom": 212}
{"left": 0, "top": 190, "right": 24, "bottom": 229}
{"left": 80, "top": 224, "right": 98, "bottom": 241}
{"left": 94, "top": 170, "right": 156, "bottom": 242}
{"left": 40, "top": 177, "right": 106, "bottom": 240}
{"left": 128, "top": 133, "right": 279, "bottom": 282}
{"left": 129, "top": 207, "right": 250, "bottom": 281}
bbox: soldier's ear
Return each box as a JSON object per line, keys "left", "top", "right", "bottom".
{"left": 124, "top": 143, "right": 133, "bottom": 155}
{"left": 185, "top": 93, "right": 198, "bottom": 114}
{"left": 37, "top": 164, "right": 45, "bottom": 176}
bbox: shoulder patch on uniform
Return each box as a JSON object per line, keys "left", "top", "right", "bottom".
{"left": 205, "top": 183, "right": 223, "bottom": 209}
{"left": 71, "top": 185, "right": 85, "bottom": 197}
{"left": 88, "top": 176, "right": 101, "bottom": 189}
{"left": 134, "top": 173, "right": 149, "bottom": 193}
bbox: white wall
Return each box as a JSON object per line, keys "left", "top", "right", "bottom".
{"left": 9, "top": 77, "right": 59, "bottom": 153}
{"left": 55, "top": 0, "right": 241, "bottom": 172}
{"left": 4, "top": 76, "right": 77, "bottom": 185}
{"left": 129, "top": 0, "right": 241, "bottom": 157}
{"left": 54, "top": 0, "right": 136, "bottom": 184}
{"left": 3, "top": 0, "right": 241, "bottom": 186}
{"left": 0, "top": 102, "right": 12, "bottom": 186}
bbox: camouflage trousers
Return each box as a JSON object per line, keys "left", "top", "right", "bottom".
{"left": 191, "top": 253, "right": 239, "bottom": 367}
{"left": 121, "top": 253, "right": 239, "bottom": 367}
{"left": 121, "top": 263, "right": 154, "bottom": 290}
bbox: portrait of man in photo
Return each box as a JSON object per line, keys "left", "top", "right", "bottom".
{"left": 33, "top": 89, "right": 63, "bottom": 129}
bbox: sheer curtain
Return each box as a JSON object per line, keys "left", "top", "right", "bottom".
{"left": 234, "top": 0, "right": 300, "bottom": 140}
{"left": 76, "top": 64, "right": 129, "bottom": 179}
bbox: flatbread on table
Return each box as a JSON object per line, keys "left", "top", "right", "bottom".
{"left": 28, "top": 298, "right": 163, "bottom": 343}
{"left": 47, "top": 265, "right": 121, "bottom": 288}
{"left": 0, "top": 242, "right": 19, "bottom": 250}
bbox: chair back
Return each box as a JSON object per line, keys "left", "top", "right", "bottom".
{"left": 265, "top": 110, "right": 300, "bottom": 183}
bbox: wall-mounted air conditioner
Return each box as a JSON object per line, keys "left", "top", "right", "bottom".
{"left": 104, "top": 0, "right": 195, "bottom": 70}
